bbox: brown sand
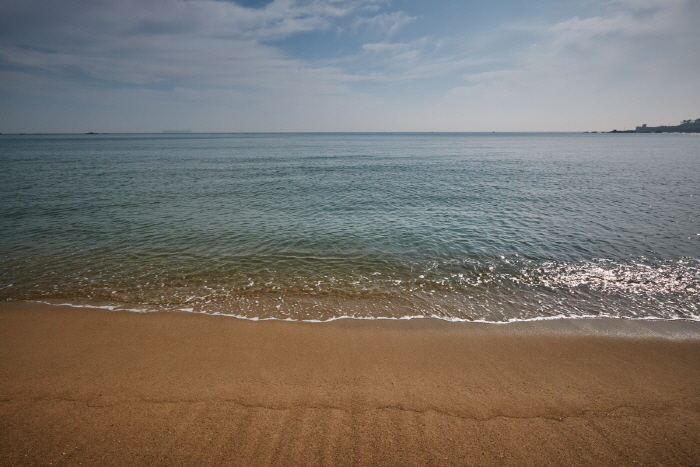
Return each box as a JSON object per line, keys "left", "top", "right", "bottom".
{"left": 1, "top": 301, "right": 700, "bottom": 466}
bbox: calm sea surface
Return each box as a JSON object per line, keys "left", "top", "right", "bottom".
{"left": 1, "top": 132, "right": 698, "bottom": 322}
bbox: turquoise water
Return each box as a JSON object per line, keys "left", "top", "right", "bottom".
{"left": 1, "top": 132, "right": 698, "bottom": 321}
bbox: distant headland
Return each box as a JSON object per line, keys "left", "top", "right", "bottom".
{"left": 603, "top": 118, "right": 700, "bottom": 133}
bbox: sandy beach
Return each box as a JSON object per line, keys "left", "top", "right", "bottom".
{"left": 1, "top": 301, "right": 700, "bottom": 466}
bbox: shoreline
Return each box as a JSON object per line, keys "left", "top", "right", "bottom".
{"left": 2, "top": 301, "right": 700, "bottom": 465}
{"left": 19, "top": 298, "right": 700, "bottom": 336}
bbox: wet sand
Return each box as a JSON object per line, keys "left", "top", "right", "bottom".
{"left": 1, "top": 301, "right": 700, "bottom": 466}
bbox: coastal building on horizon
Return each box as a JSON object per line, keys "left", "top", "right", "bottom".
{"left": 635, "top": 118, "right": 700, "bottom": 133}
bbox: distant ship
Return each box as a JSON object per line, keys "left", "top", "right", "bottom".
{"left": 635, "top": 118, "right": 700, "bottom": 133}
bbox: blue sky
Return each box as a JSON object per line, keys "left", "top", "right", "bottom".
{"left": 1, "top": 0, "right": 698, "bottom": 132}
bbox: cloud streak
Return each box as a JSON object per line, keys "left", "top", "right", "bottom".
{"left": 0, "top": 0, "right": 370, "bottom": 97}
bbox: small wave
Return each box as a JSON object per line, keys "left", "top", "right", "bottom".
{"left": 4, "top": 256, "right": 698, "bottom": 322}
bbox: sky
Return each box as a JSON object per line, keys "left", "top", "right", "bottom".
{"left": 1, "top": 0, "right": 699, "bottom": 133}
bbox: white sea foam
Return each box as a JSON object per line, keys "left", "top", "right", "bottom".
{"left": 23, "top": 299, "right": 700, "bottom": 326}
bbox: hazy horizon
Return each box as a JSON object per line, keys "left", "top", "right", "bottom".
{"left": 1, "top": 0, "right": 699, "bottom": 134}
{"left": 1, "top": 130, "right": 671, "bottom": 135}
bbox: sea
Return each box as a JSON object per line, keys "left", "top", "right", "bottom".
{"left": 1, "top": 132, "right": 698, "bottom": 322}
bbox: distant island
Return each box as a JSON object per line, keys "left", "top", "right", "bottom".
{"left": 163, "top": 130, "right": 193, "bottom": 134}
{"left": 602, "top": 118, "right": 700, "bottom": 133}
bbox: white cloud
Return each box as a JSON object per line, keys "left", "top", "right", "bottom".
{"left": 0, "top": 0, "right": 386, "bottom": 131}
{"left": 352, "top": 11, "right": 415, "bottom": 37}
{"left": 361, "top": 41, "right": 420, "bottom": 59}
{"left": 0, "top": 0, "right": 389, "bottom": 94}
{"left": 546, "top": 0, "right": 689, "bottom": 52}
{"left": 428, "top": 0, "right": 700, "bottom": 131}
{"left": 461, "top": 69, "right": 514, "bottom": 84}
{"left": 538, "top": 0, "right": 700, "bottom": 83}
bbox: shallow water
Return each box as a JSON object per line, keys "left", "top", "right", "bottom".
{"left": 1, "top": 132, "right": 698, "bottom": 321}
